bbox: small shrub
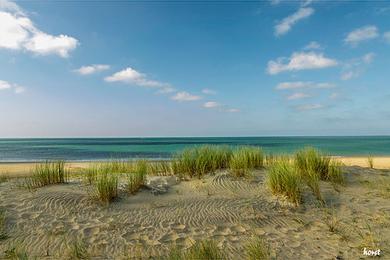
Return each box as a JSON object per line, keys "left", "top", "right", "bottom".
{"left": 267, "top": 159, "right": 301, "bottom": 205}
{"left": 25, "top": 161, "right": 68, "bottom": 188}
{"left": 230, "top": 146, "right": 264, "bottom": 177}
{"left": 367, "top": 156, "right": 374, "bottom": 169}
{"left": 245, "top": 237, "right": 271, "bottom": 260}
{"left": 126, "top": 160, "right": 147, "bottom": 194}
{"left": 92, "top": 173, "right": 118, "bottom": 204}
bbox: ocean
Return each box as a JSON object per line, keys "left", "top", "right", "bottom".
{"left": 0, "top": 136, "right": 389, "bottom": 162}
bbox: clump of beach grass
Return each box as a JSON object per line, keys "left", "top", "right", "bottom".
{"left": 0, "top": 174, "right": 9, "bottom": 183}
{"left": 91, "top": 172, "right": 118, "bottom": 204}
{"left": 25, "top": 160, "right": 68, "bottom": 188}
{"left": 229, "top": 146, "right": 264, "bottom": 178}
{"left": 4, "top": 243, "right": 29, "bottom": 260}
{"left": 367, "top": 155, "right": 374, "bottom": 169}
{"left": 245, "top": 237, "right": 271, "bottom": 260}
{"left": 126, "top": 160, "right": 147, "bottom": 194}
{"left": 148, "top": 161, "right": 173, "bottom": 176}
{"left": 0, "top": 208, "right": 7, "bottom": 240}
{"left": 267, "top": 159, "right": 301, "bottom": 205}
{"left": 165, "top": 240, "right": 226, "bottom": 260}
{"left": 295, "top": 147, "right": 344, "bottom": 197}
{"left": 67, "top": 239, "right": 89, "bottom": 259}
{"left": 172, "top": 146, "right": 232, "bottom": 179}
{"left": 324, "top": 208, "right": 340, "bottom": 233}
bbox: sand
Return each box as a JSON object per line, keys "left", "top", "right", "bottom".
{"left": 0, "top": 164, "right": 389, "bottom": 259}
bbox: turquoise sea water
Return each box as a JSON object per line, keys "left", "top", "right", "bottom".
{"left": 0, "top": 136, "right": 390, "bottom": 162}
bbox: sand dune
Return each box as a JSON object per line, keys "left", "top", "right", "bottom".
{"left": 0, "top": 166, "right": 389, "bottom": 259}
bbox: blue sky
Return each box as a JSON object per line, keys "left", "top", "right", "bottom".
{"left": 0, "top": 0, "right": 390, "bottom": 137}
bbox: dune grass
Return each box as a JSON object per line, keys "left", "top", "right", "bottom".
{"left": 295, "top": 147, "right": 344, "bottom": 197}
{"left": 245, "top": 237, "right": 271, "bottom": 260}
{"left": 126, "top": 160, "right": 147, "bottom": 194}
{"left": 25, "top": 160, "right": 68, "bottom": 188}
{"left": 367, "top": 155, "right": 374, "bottom": 169}
{"left": 0, "top": 208, "right": 7, "bottom": 240}
{"left": 148, "top": 161, "right": 173, "bottom": 176}
{"left": 4, "top": 243, "right": 29, "bottom": 260}
{"left": 91, "top": 172, "right": 118, "bottom": 204}
{"left": 229, "top": 146, "right": 264, "bottom": 178}
{"left": 165, "top": 240, "right": 226, "bottom": 260}
{"left": 67, "top": 239, "right": 89, "bottom": 259}
{"left": 172, "top": 146, "right": 232, "bottom": 179}
{"left": 267, "top": 159, "right": 301, "bottom": 205}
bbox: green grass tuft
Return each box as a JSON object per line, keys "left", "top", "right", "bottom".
{"left": 67, "top": 239, "right": 89, "bottom": 259}
{"left": 0, "top": 208, "right": 7, "bottom": 240}
{"left": 172, "top": 146, "right": 232, "bottom": 179}
{"left": 25, "top": 161, "right": 68, "bottom": 188}
{"left": 148, "top": 161, "right": 173, "bottom": 176}
{"left": 267, "top": 159, "right": 301, "bottom": 205}
{"left": 367, "top": 155, "right": 374, "bottom": 169}
{"left": 245, "top": 237, "right": 271, "bottom": 260}
{"left": 165, "top": 240, "right": 226, "bottom": 260}
{"left": 92, "top": 172, "right": 118, "bottom": 204}
{"left": 126, "top": 160, "right": 147, "bottom": 194}
{"left": 229, "top": 146, "right": 264, "bottom": 178}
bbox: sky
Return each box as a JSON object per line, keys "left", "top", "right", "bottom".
{"left": 0, "top": 0, "right": 390, "bottom": 137}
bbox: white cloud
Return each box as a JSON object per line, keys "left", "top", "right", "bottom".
{"left": 203, "top": 101, "right": 220, "bottom": 108}
{"left": 275, "top": 7, "right": 314, "bottom": 36}
{"left": 329, "top": 92, "right": 340, "bottom": 99}
{"left": 155, "top": 86, "right": 176, "bottom": 94}
{"left": 344, "top": 25, "right": 379, "bottom": 46}
{"left": 295, "top": 103, "right": 323, "bottom": 111}
{"left": 226, "top": 108, "right": 240, "bottom": 113}
{"left": 276, "top": 81, "right": 335, "bottom": 90}
{"left": 384, "top": 31, "right": 390, "bottom": 43}
{"left": 171, "top": 91, "right": 201, "bottom": 102}
{"left": 303, "top": 41, "right": 322, "bottom": 50}
{"left": 0, "top": 1, "right": 78, "bottom": 57}
{"left": 0, "top": 79, "right": 25, "bottom": 94}
{"left": 287, "top": 92, "right": 311, "bottom": 100}
{"left": 341, "top": 52, "right": 375, "bottom": 80}
{"left": 105, "top": 67, "right": 167, "bottom": 87}
{"left": 75, "top": 64, "right": 110, "bottom": 75}
{"left": 201, "top": 88, "right": 217, "bottom": 95}
{"left": 267, "top": 51, "right": 338, "bottom": 75}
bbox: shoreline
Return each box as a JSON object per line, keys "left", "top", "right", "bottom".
{"left": 1, "top": 156, "right": 390, "bottom": 177}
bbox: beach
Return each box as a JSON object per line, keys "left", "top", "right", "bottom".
{"left": 0, "top": 149, "right": 389, "bottom": 259}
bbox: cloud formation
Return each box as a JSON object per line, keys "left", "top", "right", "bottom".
{"left": 384, "top": 31, "right": 390, "bottom": 43}
{"left": 0, "top": 0, "right": 78, "bottom": 57}
{"left": 295, "top": 103, "right": 323, "bottom": 111}
{"left": 202, "top": 88, "right": 217, "bottom": 95}
{"left": 203, "top": 101, "right": 221, "bottom": 108}
{"left": 267, "top": 51, "right": 338, "bottom": 75}
{"left": 0, "top": 79, "right": 25, "bottom": 94}
{"left": 275, "top": 7, "right": 314, "bottom": 36}
{"left": 276, "top": 81, "right": 335, "bottom": 90}
{"left": 105, "top": 67, "right": 168, "bottom": 87}
{"left": 341, "top": 52, "right": 375, "bottom": 80}
{"left": 344, "top": 25, "right": 379, "bottom": 46}
{"left": 171, "top": 91, "right": 201, "bottom": 102}
{"left": 287, "top": 92, "right": 311, "bottom": 100}
{"left": 74, "top": 64, "right": 110, "bottom": 75}
{"left": 303, "top": 41, "right": 322, "bottom": 50}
